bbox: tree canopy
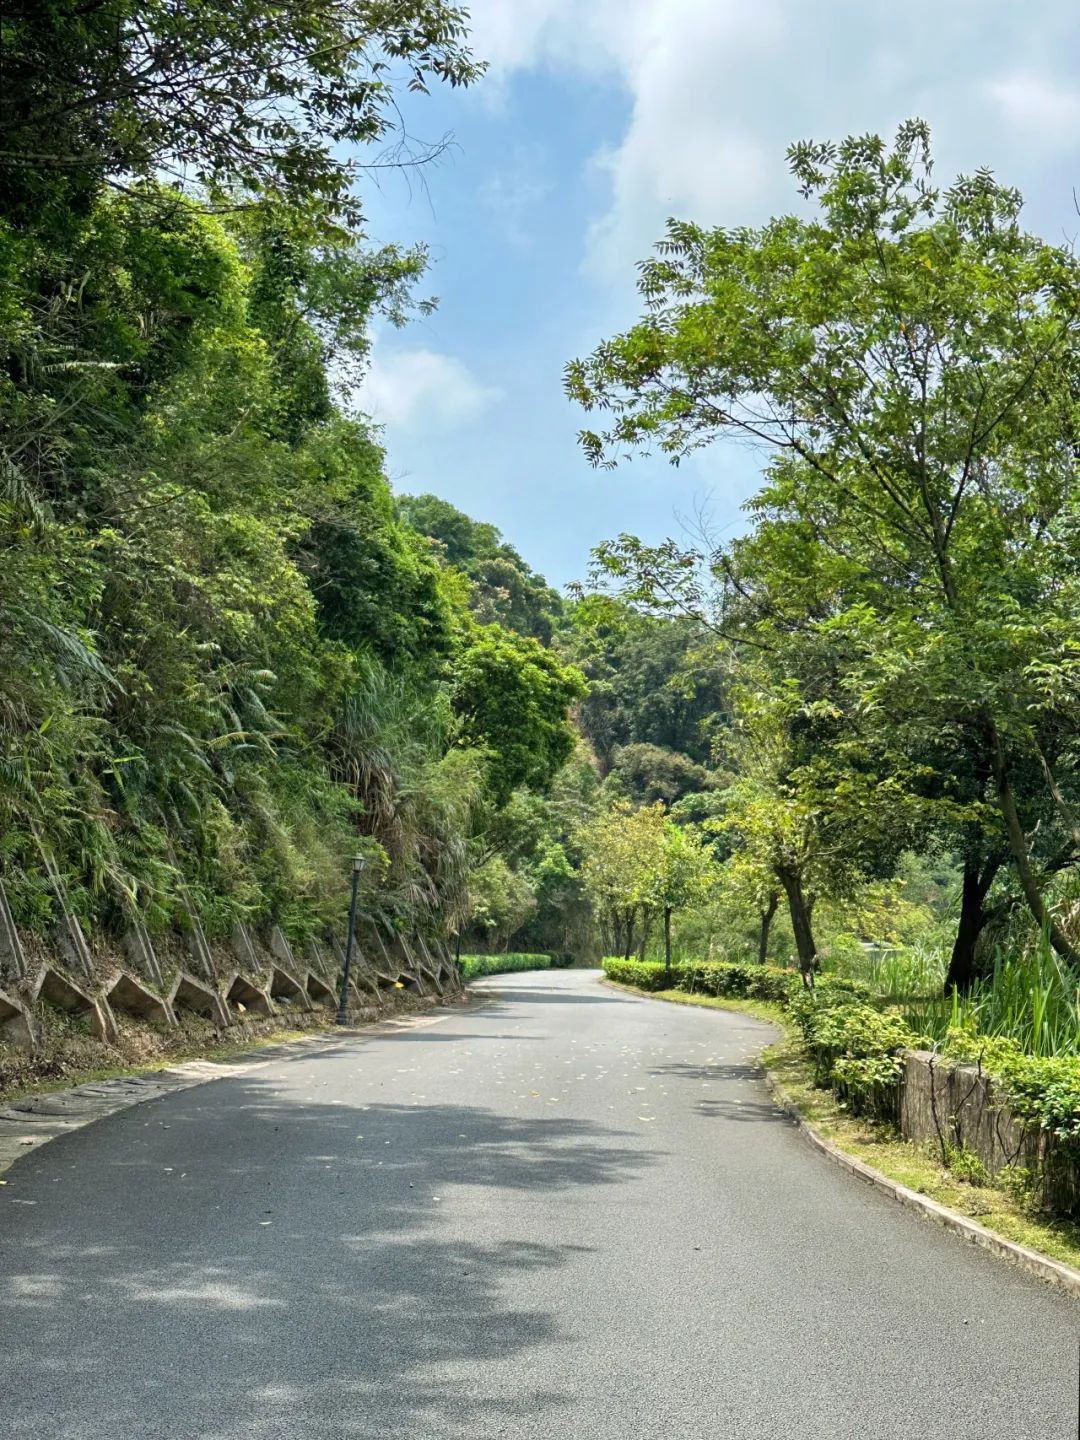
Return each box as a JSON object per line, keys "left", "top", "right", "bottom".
{"left": 568, "top": 121, "right": 1080, "bottom": 987}
{"left": 1, "top": 0, "right": 482, "bottom": 226}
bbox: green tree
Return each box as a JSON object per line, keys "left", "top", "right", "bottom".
{"left": 466, "top": 855, "right": 537, "bottom": 951}
{"left": 714, "top": 674, "right": 916, "bottom": 981}
{"left": 651, "top": 819, "right": 712, "bottom": 972}
{"left": 604, "top": 742, "right": 716, "bottom": 806}
{"left": 452, "top": 625, "right": 586, "bottom": 805}
{"left": 578, "top": 802, "right": 652, "bottom": 958}
{"left": 1, "top": 1, "right": 482, "bottom": 227}
{"left": 565, "top": 598, "right": 727, "bottom": 770}
{"left": 568, "top": 121, "right": 1080, "bottom": 986}
{"left": 579, "top": 800, "right": 710, "bottom": 965}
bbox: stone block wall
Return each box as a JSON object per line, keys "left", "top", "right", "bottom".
{"left": 899, "top": 1050, "right": 1079, "bottom": 1213}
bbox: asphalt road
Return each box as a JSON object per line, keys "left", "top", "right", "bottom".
{"left": 1, "top": 969, "right": 1077, "bottom": 1439}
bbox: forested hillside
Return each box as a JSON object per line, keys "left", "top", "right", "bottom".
{"left": 0, "top": 4, "right": 588, "bottom": 976}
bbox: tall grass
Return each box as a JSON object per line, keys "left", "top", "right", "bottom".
{"left": 825, "top": 942, "right": 945, "bottom": 1000}
{"left": 904, "top": 932, "right": 1080, "bottom": 1057}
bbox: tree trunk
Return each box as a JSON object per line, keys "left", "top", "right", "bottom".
{"left": 944, "top": 865, "right": 984, "bottom": 996}
{"left": 638, "top": 910, "right": 651, "bottom": 962}
{"left": 777, "top": 865, "right": 817, "bottom": 986}
{"left": 757, "top": 892, "right": 779, "bottom": 965}
{"left": 664, "top": 906, "right": 673, "bottom": 973}
{"left": 1034, "top": 740, "right": 1080, "bottom": 853}
{"left": 943, "top": 854, "right": 1000, "bottom": 994}
{"left": 990, "top": 720, "right": 1080, "bottom": 967}
{"left": 623, "top": 909, "right": 636, "bottom": 962}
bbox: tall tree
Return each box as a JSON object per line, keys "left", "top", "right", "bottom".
{"left": 1, "top": 1, "right": 482, "bottom": 226}
{"left": 567, "top": 121, "right": 1080, "bottom": 983}
{"left": 451, "top": 625, "right": 586, "bottom": 806}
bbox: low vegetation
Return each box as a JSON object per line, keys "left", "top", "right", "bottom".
{"left": 458, "top": 953, "right": 564, "bottom": 980}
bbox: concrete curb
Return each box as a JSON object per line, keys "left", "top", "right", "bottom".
{"left": 605, "top": 976, "right": 1080, "bottom": 1300}
{"left": 762, "top": 1069, "right": 1080, "bottom": 1298}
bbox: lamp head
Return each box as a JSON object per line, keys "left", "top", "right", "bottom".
{"left": 352, "top": 853, "right": 366, "bottom": 875}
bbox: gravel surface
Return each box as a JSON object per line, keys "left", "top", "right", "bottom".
{"left": 1, "top": 968, "right": 1076, "bottom": 1438}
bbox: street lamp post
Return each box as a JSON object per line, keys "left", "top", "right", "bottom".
{"left": 337, "top": 854, "right": 365, "bottom": 1026}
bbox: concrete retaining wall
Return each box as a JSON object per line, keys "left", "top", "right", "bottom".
{"left": 900, "top": 1051, "right": 1039, "bottom": 1173}
{"left": 900, "top": 1050, "right": 1078, "bottom": 1213}
{"left": 0, "top": 877, "right": 461, "bottom": 1056}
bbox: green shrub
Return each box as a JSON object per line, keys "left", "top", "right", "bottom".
{"left": 802, "top": 1002, "right": 917, "bottom": 1119}
{"left": 804, "top": 1002, "right": 915, "bottom": 1070}
{"left": 937, "top": 1027, "right": 1080, "bottom": 1149}
{"left": 944, "top": 1144, "right": 989, "bottom": 1186}
{"left": 998, "top": 1163, "right": 1039, "bottom": 1206}
{"left": 601, "top": 957, "right": 671, "bottom": 991}
{"left": 788, "top": 977, "right": 874, "bottom": 1044}
{"left": 678, "top": 960, "right": 801, "bottom": 1004}
{"left": 602, "top": 955, "right": 802, "bottom": 999}
{"left": 458, "top": 953, "right": 554, "bottom": 980}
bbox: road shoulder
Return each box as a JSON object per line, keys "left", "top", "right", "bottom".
{"left": 607, "top": 978, "right": 1080, "bottom": 1299}
{"left": 0, "top": 1002, "right": 461, "bottom": 1180}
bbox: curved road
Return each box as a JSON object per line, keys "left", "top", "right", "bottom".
{"left": 1, "top": 969, "right": 1076, "bottom": 1438}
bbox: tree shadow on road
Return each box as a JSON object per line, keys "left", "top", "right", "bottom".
{"left": 0, "top": 1076, "right": 655, "bottom": 1439}
{"left": 473, "top": 987, "right": 631, "bottom": 1006}
{"left": 647, "top": 1060, "right": 790, "bottom": 1124}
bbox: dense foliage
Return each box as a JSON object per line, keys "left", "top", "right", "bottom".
{"left": 569, "top": 121, "right": 1080, "bottom": 1000}
{"left": 0, "top": 5, "right": 593, "bottom": 959}
{"left": 398, "top": 494, "right": 565, "bottom": 643}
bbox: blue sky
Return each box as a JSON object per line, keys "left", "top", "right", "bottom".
{"left": 356, "top": 1, "right": 1080, "bottom": 589}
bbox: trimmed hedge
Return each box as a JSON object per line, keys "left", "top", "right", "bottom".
{"left": 601, "top": 956, "right": 871, "bottom": 1007}
{"left": 602, "top": 957, "right": 673, "bottom": 991}
{"left": 680, "top": 960, "right": 802, "bottom": 1005}
{"left": 459, "top": 953, "right": 555, "bottom": 980}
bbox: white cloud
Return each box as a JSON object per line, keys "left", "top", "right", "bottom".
{"left": 466, "top": 0, "right": 619, "bottom": 77}
{"left": 356, "top": 347, "right": 503, "bottom": 430}
{"left": 467, "top": 0, "right": 1080, "bottom": 279}
{"left": 987, "top": 69, "right": 1080, "bottom": 144}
